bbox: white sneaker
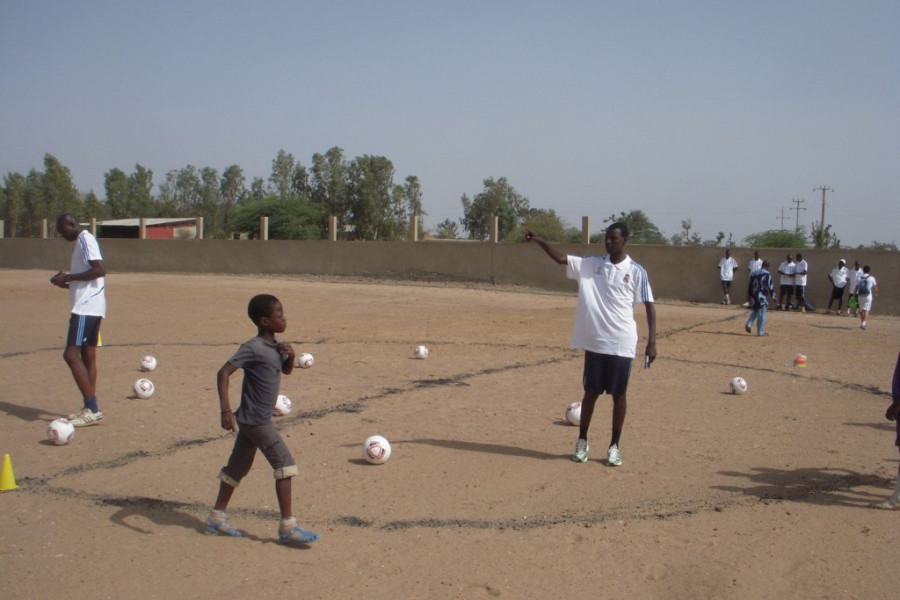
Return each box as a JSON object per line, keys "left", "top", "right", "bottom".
{"left": 874, "top": 498, "right": 899, "bottom": 510}
{"left": 70, "top": 408, "right": 103, "bottom": 427}
{"left": 607, "top": 444, "right": 622, "bottom": 466}
{"left": 572, "top": 439, "right": 589, "bottom": 463}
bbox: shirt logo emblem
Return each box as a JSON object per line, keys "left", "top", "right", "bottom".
{"left": 623, "top": 274, "right": 630, "bottom": 284}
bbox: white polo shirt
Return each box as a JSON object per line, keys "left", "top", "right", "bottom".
{"left": 794, "top": 259, "right": 809, "bottom": 286}
{"left": 778, "top": 261, "right": 795, "bottom": 286}
{"left": 566, "top": 254, "right": 653, "bottom": 358}
{"left": 69, "top": 230, "right": 107, "bottom": 318}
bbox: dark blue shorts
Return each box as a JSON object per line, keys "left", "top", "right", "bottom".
{"left": 66, "top": 314, "right": 102, "bottom": 347}
{"left": 582, "top": 351, "right": 633, "bottom": 396}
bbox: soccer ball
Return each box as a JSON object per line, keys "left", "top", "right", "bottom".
{"left": 565, "top": 401, "right": 582, "bottom": 426}
{"left": 363, "top": 435, "right": 392, "bottom": 464}
{"left": 297, "top": 353, "right": 315, "bottom": 369}
{"left": 413, "top": 345, "right": 429, "bottom": 359}
{"left": 48, "top": 418, "right": 75, "bottom": 445}
{"left": 140, "top": 355, "right": 158, "bottom": 372}
{"left": 729, "top": 376, "right": 748, "bottom": 395}
{"left": 274, "top": 394, "right": 292, "bottom": 416}
{"left": 134, "top": 378, "right": 155, "bottom": 399}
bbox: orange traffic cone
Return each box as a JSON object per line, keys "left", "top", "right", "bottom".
{"left": 1, "top": 453, "right": 18, "bottom": 491}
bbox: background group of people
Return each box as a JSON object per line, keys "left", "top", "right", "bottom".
{"left": 717, "top": 251, "right": 881, "bottom": 332}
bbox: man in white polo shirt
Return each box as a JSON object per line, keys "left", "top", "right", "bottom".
{"left": 526, "top": 223, "right": 657, "bottom": 467}
{"left": 50, "top": 213, "right": 107, "bottom": 427}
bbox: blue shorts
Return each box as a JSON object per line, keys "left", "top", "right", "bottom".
{"left": 582, "top": 351, "right": 633, "bottom": 396}
{"left": 66, "top": 314, "right": 102, "bottom": 347}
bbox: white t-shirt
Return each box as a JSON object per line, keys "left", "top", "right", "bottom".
{"left": 749, "top": 258, "right": 763, "bottom": 273}
{"left": 69, "top": 230, "right": 107, "bottom": 318}
{"left": 566, "top": 254, "right": 653, "bottom": 358}
{"left": 851, "top": 268, "right": 864, "bottom": 293}
{"left": 794, "top": 260, "right": 809, "bottom": 286}
{"left": 778, "top": 261, "right": 795, "bottom": 285}
{"left": 829, "top": 267, "right": 848, "bottom": 288}
{"left": 718, "top": 256, "right": 738, "bottom": 281}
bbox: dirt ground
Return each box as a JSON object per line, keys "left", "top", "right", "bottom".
{"left": 1, "top": 269, "right": 898, "bottom": 600}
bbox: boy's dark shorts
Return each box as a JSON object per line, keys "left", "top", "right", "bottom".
{"left": 219, "top": 421, "right": 299, "bottom": 486}
{"left": 66, "top": 314, "right": 102, "bottom": 347}
{"left": 779, "top": 284, "right": 793, "bottom": 297}
{"left": 583, "top": 351, "right": 633, "bottom": 396}
{"left": 830, "top": 285, "right": 845, "bottom": 301}
{"left": 721, "top": 280, "right": 732, "bottom": 289}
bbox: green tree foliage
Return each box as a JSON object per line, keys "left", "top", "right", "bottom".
{"left": 269, "top": 149, "right": 295, "bottom": 201}
{"left": 1, "top": 172, "right": 26, "bottom": 237}
{"left": 227, "top": 196, "right": 324, "bottom": 240}
{"left": 601, "top": 210, "right": 667, "bottom": 245}
{"left": 742, "top": 229, "right": 808, "bottom": 248}
{"left": 519, "top": 208, "right": 568, "bottom": 242}
{"left": 810, "top": 221, "right": 840, "bottom": 249}
{"left": 434, "top": 218, "right": 460, "bottom": 239}
{"left": 348, "top": 155, "right": 398, "bottom": 240}
{"left": 310, "top": 147, "right": 351, "bottom": 237}
{"left": 460, "top": 177, "right": 529, "bottom": 240}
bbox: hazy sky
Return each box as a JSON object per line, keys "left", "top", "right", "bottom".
{"left": 2, "top": 1, "right": 897, "bottom": 246}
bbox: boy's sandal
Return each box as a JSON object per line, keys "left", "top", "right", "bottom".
{"left": 279, "top": 525, "right": 320, "bottom": 544}
{"left": 205, "top": 517, "right": 246, "bottom": 537}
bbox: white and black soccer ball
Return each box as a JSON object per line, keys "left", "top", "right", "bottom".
{"left": 273, "top": 394, "right": 293, "bottom": 417}
{"left": 565, "top": 401, "right": 582, "bottom": 426}
{"left": 133, "top": 378, "right": 155, "bottom": 399}
{"left": 140, "top": 355, "right": 158, "bottom": 372}
{"left": 413, "top": 345, "right": 429, "bottom": 359}
{"left": 48, "top": 418, "right": 75, "bottom": 445}
{"left": 729, "top": 376, "right": 748, "bottom": 395}
{"left": 297, "top": 353, "right": 315, "bottom": 369}
{"left": 363, "top": 435, "right": 392, "bottom": 464}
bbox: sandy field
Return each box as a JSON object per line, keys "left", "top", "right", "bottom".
{"left": 0, "top": 269, "right": 898, "bottom": 600}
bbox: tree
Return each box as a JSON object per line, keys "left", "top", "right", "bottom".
{"left": 199, "top": 166, "right": 222, "bottom": 235}
{"left": 742, "top": 229, "right": 808, "bottom": 248}
{"left": 226, "top": 196, "right": 324, "bottom": 240}
{"left": 434, "top": 218, "right": 459, "bottom": 239}
{"left": 129, "top": 164, "right": 154, "bottom": 217}
{"left": 670, "top": 219, "right": 703, "bottom": 246}
{"left": 174, "top": 166, "right": 202, "bottom": 216}
{"left": 41, "top": 154, "right": 80, "bottom": 219}
{"left": 220, "top": 165, "right": 247, "bottom": 230}
{"left": 310, "top": 147, "right": 350, "bottom": 237}
{"left": 104, "top": 168, "right": 129, "bottom": 218}
{"left": 519, "top": 208, "right": 568, "bottom": 242}
{"left": 2, "top": 172, "right": 26, "bottom": 237}
{"left": 810, "top": 221, "right": 840, "bottom": 249}
{"left": 269, "top": 149, "right": 295, "bottom": 201}
{"left": 82, "top": 190, "right": 105, "bottom": 221}
{"left": 601, "top": 210, "right": 666, "bottom": 245}
{"left": 348, "top": 154, "right": 397, "bottom": 240}
{"left": 460, "top": 177, "right": 529, "bottom": 240}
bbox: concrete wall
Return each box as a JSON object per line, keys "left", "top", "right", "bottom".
{"left": 1, "top": 238, "right": 896, "bottom": 315}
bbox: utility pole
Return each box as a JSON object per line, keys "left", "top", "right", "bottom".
{"left": 813, "top": 185, "right": 833, "bottom": 230}
{"left": 790, "top": 197, "right": 806, "bottom": 231}
{"left": 776, "top": 208, "right": 788, "bottom": 231}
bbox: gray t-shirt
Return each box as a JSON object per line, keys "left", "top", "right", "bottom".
{"left": 229, "top": 336, "right": 284, "bottom": 425}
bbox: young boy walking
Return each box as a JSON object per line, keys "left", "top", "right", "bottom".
{"left": 206, "top": 294, "right": 320, "bottom": 544}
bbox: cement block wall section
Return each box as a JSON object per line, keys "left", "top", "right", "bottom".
{"left": 1, "top": 239, "right": 895, "bottom": 316}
